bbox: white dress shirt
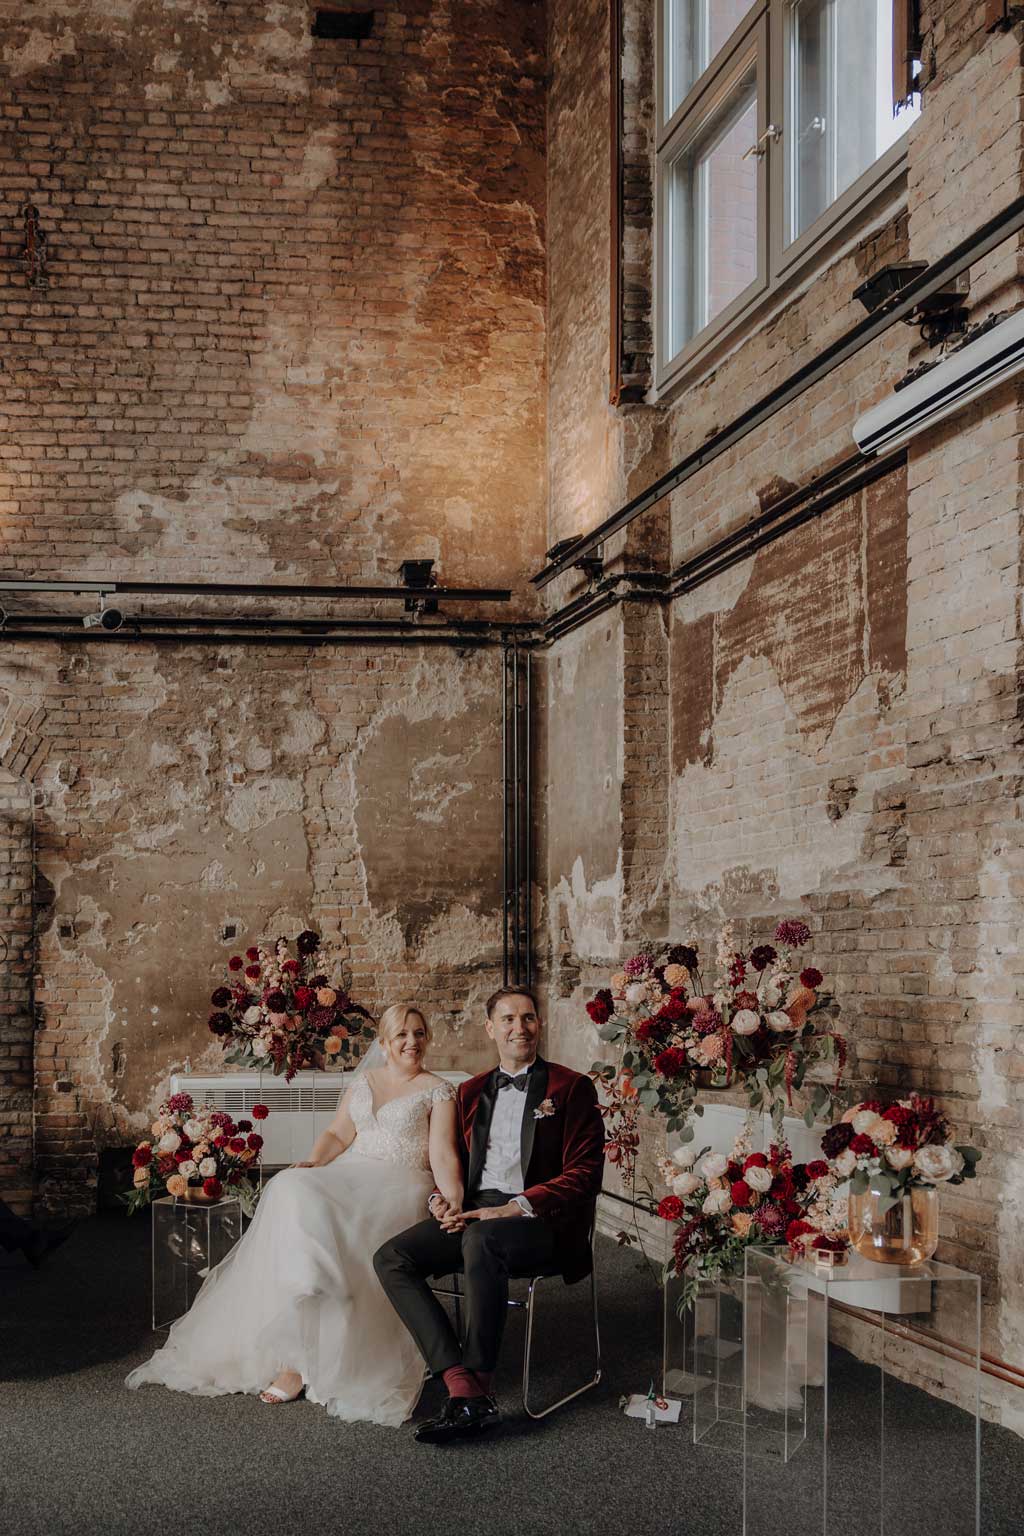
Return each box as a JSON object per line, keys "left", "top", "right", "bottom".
{"left": 477, "top": 1069, "right": 535, "bottom": 1215}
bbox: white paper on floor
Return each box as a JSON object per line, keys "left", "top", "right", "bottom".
{"left": 621, "top": 1394, "right": 682, "bottom": 1424}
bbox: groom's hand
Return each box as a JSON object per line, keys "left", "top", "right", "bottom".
{"left": 459, "top": 1202, "right": 524, "bottom": 1222}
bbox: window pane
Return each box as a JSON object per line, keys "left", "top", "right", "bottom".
{"left": 785, "top": 0, "right": 921, "bottom": 246}
{"left": 664, "top": 0, "right": 755, "bottom": 118}
{"left": 667, "top": 67, "right": 759, "bottom": 355}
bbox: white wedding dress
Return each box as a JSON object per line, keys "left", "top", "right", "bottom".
{"left": 126, "top": 1074, "right": 454, "bottom": 1426}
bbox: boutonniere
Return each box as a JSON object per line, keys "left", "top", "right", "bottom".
{"left": 534, "top": 1097, "right": 556, "bottom": 1120}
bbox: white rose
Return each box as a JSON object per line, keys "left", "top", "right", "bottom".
{"left": 745, "top": 1166, "right": 773, "bottom": 1193}
{"left": 885, "top": 1145, "right": 914, "bottom": 1170}
{"left": 702, "top": 1189, "right": 733, "bottom": 1217}
{"left": 731, "top": 1008, "right": 760, "bottom": 1036}
{"left": 853, "top": 1110, "right": 882, "bottom": 1136}
{"left": 914, "top": 1144, "right": 963, "bottom": 1183}
{"left": 762, "top": 980, "right": 782, "bottom": 1006}
{"left": 198, "top": 1157, "right": 218, "bottom": 1178}
{"left": 700, "top": 1153, "right": 729, "bottom": 1180}
{"left": 243, "top": 1005, "right": 263, "bottom": 1027}
{"left": 183, "top": 1119, "right": 205, "bottom": 1142}
{"left": 157, "top": 1131, "right": 181, "bottom": 1154}
{"left": 766, "top": 1010, "right": 796, "bottom": 1034}
{"left": 624, "top": 982, "right": 647, "bottom": 1008}
{"left": 671, "top": 1171, "right": 701, "bottom": 1198}
{"left": 251, "top": 1038, "right": 270, "bottom": 1059}
{"left": 179, "top": 1160, "right": 198, "bottom": 1179}
{"left": 671, "top": 1144, "right": 696, "bottom": 1168}
{"left": 833, "top": 1148, "right": 857, "bottom": 1177}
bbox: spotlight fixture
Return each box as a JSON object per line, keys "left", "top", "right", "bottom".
{"left": 853, "top": 262, "right": 970, "bottom": 346}
{"left": 573, "top": 552, "right": 605, "bottom": 587}
{"left": 400, "top": 559, "right": 438, "bottom": 615}
{"left": 82, "top": 596, "right": 124, "bottom": 631}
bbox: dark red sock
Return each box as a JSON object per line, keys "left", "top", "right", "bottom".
{"left": 442, "top": 1365, "right": 485, "bottom": 1399}
{"left": 475, "top": 1370, "right": 494, "bottom": 1394}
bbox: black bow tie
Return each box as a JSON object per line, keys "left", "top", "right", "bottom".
{"left": 495, "top": 1070, "right": 530, "bottom": 1092}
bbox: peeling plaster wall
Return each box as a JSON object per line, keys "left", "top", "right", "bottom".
{"left": 544, "top": 0, "right": 1024, "bottom": 1429}
{"left": 0, "top": 0, "right": 545, "bottom": 1214}
{"left": 1, "top": 643, "right": 505, "bottom": 1213}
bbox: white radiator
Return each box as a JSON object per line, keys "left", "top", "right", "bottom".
{"left": 169, "top": 1069, "right": 470, "bottom": 1167}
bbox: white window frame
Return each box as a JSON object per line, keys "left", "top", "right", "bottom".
{"left": 654, "top": 0, "right": 918, "bottom": 395}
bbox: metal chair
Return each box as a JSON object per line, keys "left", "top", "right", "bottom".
{"left": 430, "top": 1222, "right": 601, "bottom": 1419}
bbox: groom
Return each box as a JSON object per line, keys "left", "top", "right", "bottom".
{"left": 373, "top": 985, "right": 604, "bottom": 1443}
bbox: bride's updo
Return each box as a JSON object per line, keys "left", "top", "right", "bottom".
{"left": 377, "top": 1002, "right": 431, "bottom": 1060}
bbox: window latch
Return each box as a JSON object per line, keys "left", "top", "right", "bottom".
{"left": 742, "top": 124, "right": 782, "bottom": 161}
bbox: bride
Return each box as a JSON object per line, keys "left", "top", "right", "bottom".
{"left": 126, "top": 1003, "right": 462, "bottom": 1426}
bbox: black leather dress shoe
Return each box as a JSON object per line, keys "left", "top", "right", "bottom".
{"left": 414, "top": 1395, "right": 501, "bottom": 1444}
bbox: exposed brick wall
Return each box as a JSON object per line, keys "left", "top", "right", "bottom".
{"left": 0, "top": 0, "right": 546, "bottom": 1215}
{"left": 543, "top": 0, "right": 1024, "bottom": 1431}
{"left": 0, "top": 0, "right": 545, "bottom": 590}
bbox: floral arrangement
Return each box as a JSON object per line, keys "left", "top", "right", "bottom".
{"left": 123, "top": 1093, "right": 271, "bottom": 1216}
{"left": 589, "top": 920, "right": 845, "bottom": 1158}
{"left": 822, "top": 1095, "right": 980, "bottom": 1210}
{"left": 654, "top": 1134, "right": 848, "bottom": 1309}
{"left": 209, "top": 930, "right": 375, "bottom": 1081}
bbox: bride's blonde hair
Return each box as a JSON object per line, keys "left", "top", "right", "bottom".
{"left": 377, "top": 1003, "right": 431, "bottom": 1052}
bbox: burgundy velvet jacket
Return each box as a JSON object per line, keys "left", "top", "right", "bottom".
{"left": 456, "top": 1057, "right": 605, "bottom": 1283}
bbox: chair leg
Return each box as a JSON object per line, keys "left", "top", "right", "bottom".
{"left": 521, "top": 1266, "right": 602, "bottom": 1420}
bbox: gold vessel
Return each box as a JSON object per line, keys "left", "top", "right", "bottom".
{"left": 847, "top": 1187, "right": 939, "bottom": 1265}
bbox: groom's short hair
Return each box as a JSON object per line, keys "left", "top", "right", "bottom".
{"left": 485, "top": 984, "right": 540, "bottom": 1019}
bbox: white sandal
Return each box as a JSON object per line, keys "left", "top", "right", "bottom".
{"left": 259, "top": 1382, "right": 305, "bottom": 1405}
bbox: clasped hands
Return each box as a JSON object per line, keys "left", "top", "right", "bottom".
{"left": 429, "top": 1194, "right": 523, "bottom": 1231}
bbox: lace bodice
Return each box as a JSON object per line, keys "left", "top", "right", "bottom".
{"left": 349, "top": 1073, "right": 456, "bottom": 1170}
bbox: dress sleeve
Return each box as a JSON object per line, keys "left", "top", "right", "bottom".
{"left": 430, "top": 1079, "right": 457, "bottom": 1105}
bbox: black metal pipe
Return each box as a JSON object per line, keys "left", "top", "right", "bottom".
{"left": 532, "top": 191, "right": 1024, "bottom": 589}
{"left": 501, "top": 644, "right": 509, "bottom": 986}
{"left": 0, "top": 577, "right": 513, "bottom": 603}
{"left": 669, "top": 448, "right": 908, "bottom": 592}
{"left": 0, "top": 612, "right": 535, "bottom": 636}
{"left": 512, "top": 645, "right": 521, "bottom": 983}
{"left": 0, "top": 627, "right": 502, "bottom": 648}
{"left": 524, "top": 650, "right": 532, "bottom": 989}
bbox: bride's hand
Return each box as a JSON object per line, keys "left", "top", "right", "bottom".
{"left": 290, "top": 1160, "right": 318, "bottom": 1169}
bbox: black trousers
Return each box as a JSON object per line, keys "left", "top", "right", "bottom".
{"left": 0, "top": 1197, "right": 32, "bottom": 1255}
{"left": 373, "top": 1190, "right": 557, "bottom": 1376}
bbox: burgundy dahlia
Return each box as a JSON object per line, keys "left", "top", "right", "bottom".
{"left": 132, "top": 1145, "right": 153, "bottom": 1168}
{"left": 265, "top": 989, "right": 288, "bottom": 1014}
{"left": 228, "top": 956, "right": 244, "bottom": 972}
{"left": 653, "top": 1046, "right": 688, "bottom": 1078}
{"left": 657, "top": 1195, "right": 684, "bottom": 1220}
{"left": 800, "top": 967, "right": 823, "bottom": 989}
{"left": 210, "top": 986, "right": 232, "bottom": 1007}
{"left": 297, "top": 930, "right": 320, "bottom": 955}
{"left": 293, "top": 986, "right": 316, "bottom": 1011}
{"left": 207, "top": 1011, "right": 231, "bottom": 1036}
{"left": 753, "top": 1204, "right": 786, "bottom": 1239}
{"left": 244, "top": 964, "right": 261, "bottom": 980}
{"left": 667, "top": 944, "right": 699, "bottom": 972}
{"left": 245, "top": 947, "right": 260, "bottom": 962}
{"left": 820, "top": 1122, "right": 855, "bottom": 1159}
{"left": 749, "top": 945, "right": 777, "bottom": 972}
{"left": 774, "top": 919, "right": 811, "bottom": 948}
{"left": 692, "top": 1007, "right": 722, "bottom": 1038}
{"left": 166, "top": 1092, "right": 194, "bottom": 1115}
{"left": 624, "top": 952, "right": 653, "bottom": 978}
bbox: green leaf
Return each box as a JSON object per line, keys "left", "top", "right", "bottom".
{"left": 597, "top": 1023, "right": 623, "bottom": 1042}
{"left": 850, "top": 1169, "right": 870, "bottom": 1196}
{"left": 639, "top": 1090, "right": 659, "bottom": 1110}
{"left": 803, "top": 1106, "right": 816, "bottom": 1128}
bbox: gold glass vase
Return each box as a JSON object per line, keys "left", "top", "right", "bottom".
{"left": 180, "top": 1185, "right": 218, "bottom": 1206}
{"left": 847, "top": 1186, "right": 939, "bottom": 1265}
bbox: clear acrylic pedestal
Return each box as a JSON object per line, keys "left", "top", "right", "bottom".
{"left": 152, "top": 1196, "right": 243, "bottom": 1330}
{"left": 742, "top": 1246, "right": 980, "bottom": 1536}
{"left": 662, "top": 1270, "right": 747, "bottom": 1446}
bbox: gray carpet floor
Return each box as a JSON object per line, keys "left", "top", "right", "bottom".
{"left": 2, "top": 1214, "right": 1022, "bottom": 1536}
